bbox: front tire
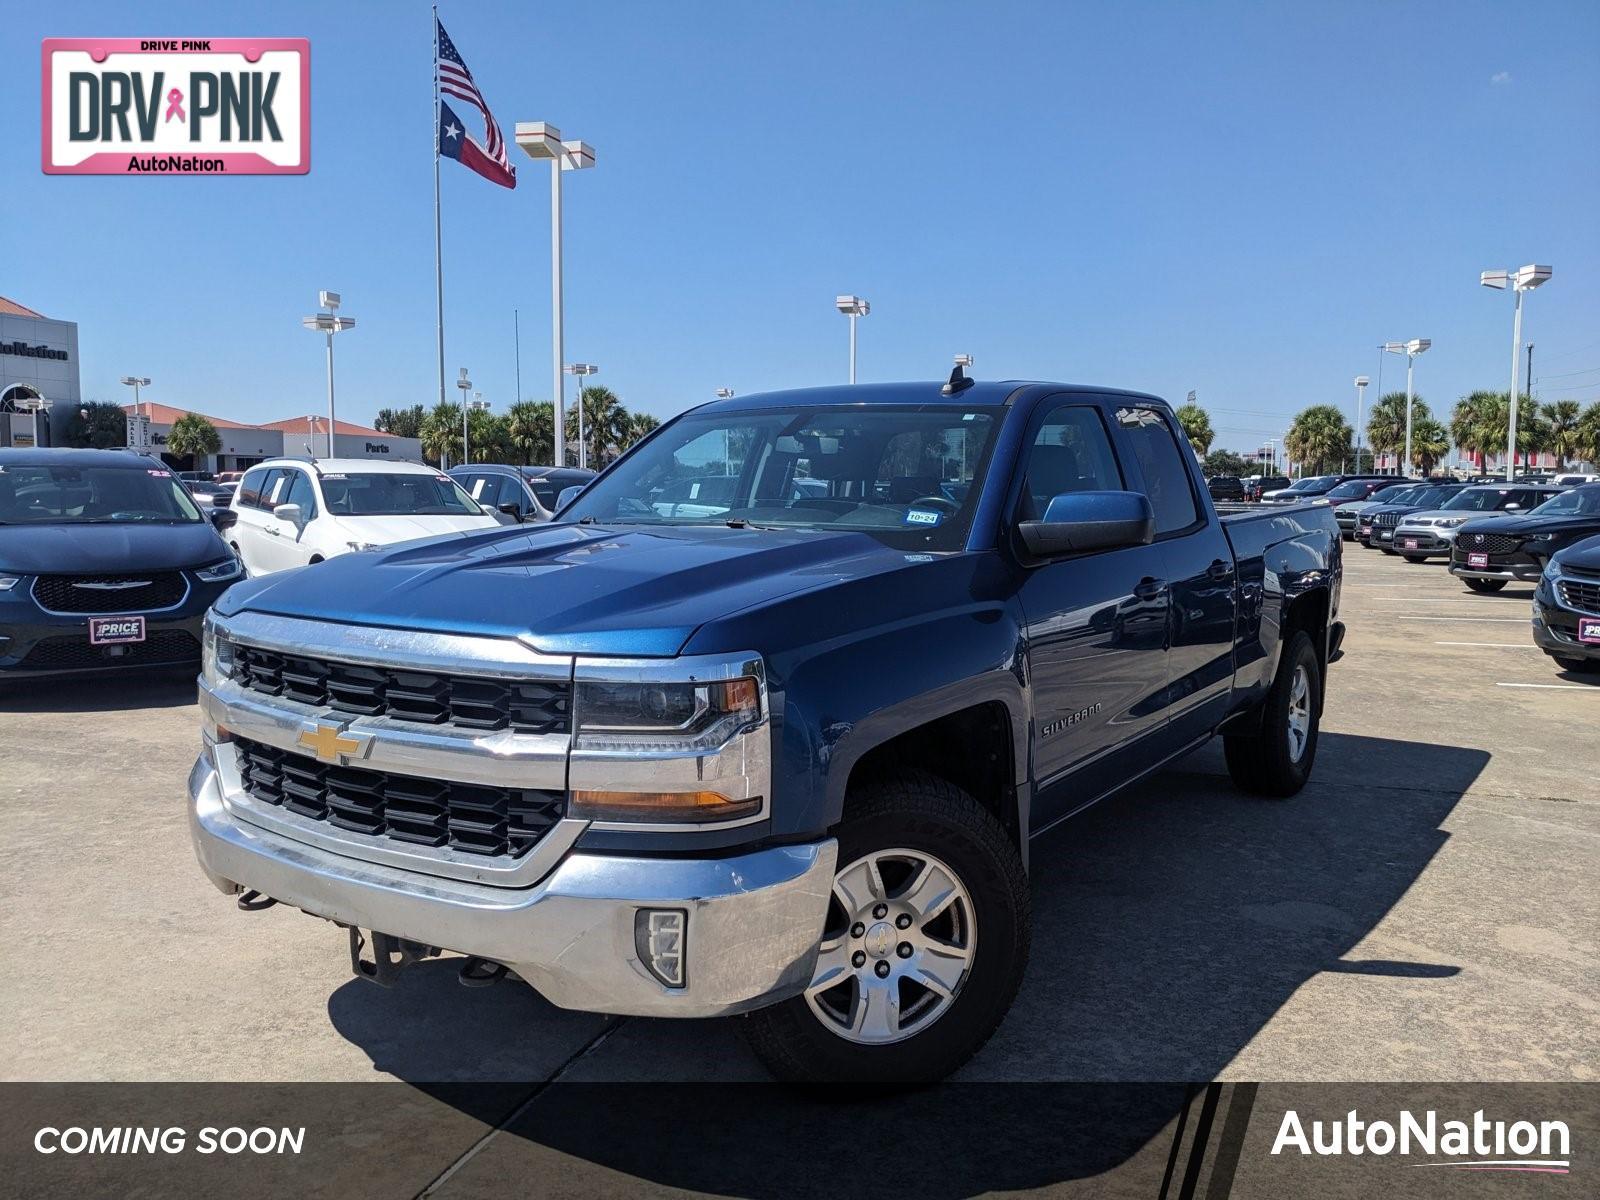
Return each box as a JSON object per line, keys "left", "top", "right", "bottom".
{"left": 743, "top": 771, "right": 1029, "bottom": 1083}
{"left": 1224, "top": 629, "right": 1322, "bottom": 797}
{"left": 1463, "top": 577, "right": 1507, "bottom": 593}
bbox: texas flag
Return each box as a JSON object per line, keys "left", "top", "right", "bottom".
{"left": 435, "top": 17, "right": 515, "bottom": 189}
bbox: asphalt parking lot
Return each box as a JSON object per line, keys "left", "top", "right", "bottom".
{"left": 2, "top": 544, "right": 1596, "bottom": 1089}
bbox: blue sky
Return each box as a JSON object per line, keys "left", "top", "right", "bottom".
{"left": 5, "top": 1, "right": 1598, "bottom": 452}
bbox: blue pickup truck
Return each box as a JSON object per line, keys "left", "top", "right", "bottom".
{"left": 190, "top": 376, "right": 1343, "bottom": 1082}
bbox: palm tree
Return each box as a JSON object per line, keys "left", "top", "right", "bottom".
{"left": 1542, "top": 401, "right": 1582, "bottom": 471}
{"left": 504, "top": 400, "right": 555, "bottom": 465}
{"left": 420, "top": 402, "right": 462, "bottom": 467}
{"left": 1174, "top": 403, "right": 1213, "bottom": 456}
{"left": 622, "top": 411, "right": 661, "bottom": 451}
{"left": 565, "top": 386, "right": 629, "bottom": 467}
{"left": 166, "top": 413, "right": 222, "bottom": 463}
{"left": 1411, "top": 417, "right": 1450, "bottom": 475}
{"left": 1457, "top": 391, "right": 1549, "bottom": 474}
{"left": 1574, "top": 401, "right": 1600, "bottom": 468}
{"left": 466, "top": 407, "right": 508, "bottom": 463}
{"left": 1365, "top": 391, "right": 1426, "bottom": 468}
{"left": 374, "top": 404, "right": 426, "bottom": 439}
{"left": 1285, "top": 404, "right": 1353, "bottom": 475}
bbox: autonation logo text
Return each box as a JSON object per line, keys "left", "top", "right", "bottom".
{"left": 1272, "top": 1108, "right": 1571, "bottom": 1174}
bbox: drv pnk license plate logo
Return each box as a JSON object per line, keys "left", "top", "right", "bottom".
{"left": 42, "top": 39, "right": 309, "bottom": 175}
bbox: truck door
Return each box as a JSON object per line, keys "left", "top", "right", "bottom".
{"left": 1112, "top": 405, "right": 1237, "bottom": 744}
{"left": 1012, "top": 400, "right": 1172, "bottom": 827}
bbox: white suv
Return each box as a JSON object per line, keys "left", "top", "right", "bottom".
{"left": 228, "top": 459, "right": 501, "bottom": 577}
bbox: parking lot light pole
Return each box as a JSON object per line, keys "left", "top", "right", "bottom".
{"left": 18, "top": 393, "right": 52, "bottom": 448}
{"left": 119, "top": 376, "right": 151, "bottom": 449}
{"left": 301, "top": 291, "right": 355, "bottom": 458}
{"left": 1481, "top": 264, "right": 1553, "bottom": 481}
{"left": 835, "top": 295, "right": 870, "bottom": 383}
{"left": 455, "top": 369, "right": 472, "bottom": 467}
{"left": 564, "top": 363, "right": 598, "bottom": 469}
{"left": 1353, "top": 376, "right": 1369, "bottom": 472}
{"left": 1381, "top": 340, "right": 1427, "bottom": 475}
{"left": 516, "top": 123, "right": 596, "bottom": 468}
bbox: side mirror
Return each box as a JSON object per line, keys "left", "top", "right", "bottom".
{"left": 209, "top": 508, "right": 238, "bottom": 531}
{"left": 555, "top": 485, "right": 584, "bottom": 513}
{"left": 1016, "top": 491, "right": 1155, "bottom": 559}
{"left": 211, "top": 492, "right": 231, "bottom": 508}
{"left": 1504, "top": 503, "right": 1521, "bottom": 511}
{"left": 497, "top": 501, "right": 523, "bottom": 519}
{"left": 272, "top": 503, "right": 303, "bottom": 525}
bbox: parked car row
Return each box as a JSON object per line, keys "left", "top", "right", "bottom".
{"left": 1342, "top": 472, "right": 1600, "bottom": 675}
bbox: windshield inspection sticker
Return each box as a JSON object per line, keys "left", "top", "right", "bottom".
{"left": 905, "top": 508, "right": 943, "bottom": 526}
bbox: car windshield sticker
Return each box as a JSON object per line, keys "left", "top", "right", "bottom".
{"left": 905, "top": 508, "right": 942, "bottom": 526}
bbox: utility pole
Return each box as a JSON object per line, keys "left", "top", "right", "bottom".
{"left": 1524, "top": 341, "right": 1534, "bottom": 472}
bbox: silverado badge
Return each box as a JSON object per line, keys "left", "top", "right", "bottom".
{"left": 297, "top": 721, "right": 367, "bottom": 764}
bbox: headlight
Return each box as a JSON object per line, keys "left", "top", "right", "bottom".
{"left": 200, "top": 616, "right": 236, "bottom": 684}
{"left": 1543, "top": 557, "right": 1561, "bottom": 580}
{"left": 194, "top": 557, "right": 244, "bottom": 583}
{"left": 1438, "top": 517, "right": 1468, "bottom": 527}
{"left": 1532, "top": 531, "right": 1559, "bottom": 542}
{"left": 569, "top": 663, "right": 768, "bottom": 826}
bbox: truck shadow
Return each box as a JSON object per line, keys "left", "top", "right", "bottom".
{"left": 0, "top": 668, "right": 197, "bottom": 713}
{"left": 324, "top": 731, "right": 1487, "bottom": 1194}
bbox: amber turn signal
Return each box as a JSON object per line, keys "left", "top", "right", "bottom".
{"left": 569, "top": 789, "right": 763, "bottom": 823}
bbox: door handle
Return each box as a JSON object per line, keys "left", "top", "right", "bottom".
{"left": 263, "top": 525, "right": 280, "bottom": 536}
{"left": 1206, "top": 559, "right": 1234, "bottom": 581}
{"left": 1133, "top": 578, "right": 1169, "bottom": 601}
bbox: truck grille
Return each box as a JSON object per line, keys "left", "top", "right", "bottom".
{"left": 1558, "top": 579, "right": 1600, "bottom": 616}
{"left": 233, "top": 736, "right": 564, "bottom": 858}
{"left": 1456, "top": 533, "right": 1522, "bottom": 556}
{"left": 1373, "top": 512, "right": 1403, "bottom": 528}
{"left": 231, "top": 645, "right": 570, "bottom": 734}
{"left": 32, "top": 572, "right": 188, "bottom": 614}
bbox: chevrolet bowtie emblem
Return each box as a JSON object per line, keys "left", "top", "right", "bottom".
{"left": 298, "top": 722, "right": 365, "bottom": 763}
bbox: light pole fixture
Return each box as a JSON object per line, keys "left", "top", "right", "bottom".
{"left": 1481, "top": 263, "right": 1552, "bottom": 480}
{"left": 119, "top": 376, "right": 151, "bottom": 450}
{"left": 1381, "top": 340, "right": 1429, "bottom": 474}
{"left": 1353, "top": 376, "right": 1369, "bottom": 470}
{"left": 17, "top": 392, "right": 52, "bottom": 448}
{"left": 455, "top": 368, "right": 473, "bottom": 467}
{"left": 564, "top": 363, "right": 599, "bottom": 469}
{"left": 301, "top": 291, "right": 355, "bottom": 458}
{"left": 714, "top": 388, "right": 735, "bottom": 400}
{"left": 835, "top": 295, "right": 870, "bottom": 383}
{"left": 517, "top": 122, "right": 597, "bottom": 468}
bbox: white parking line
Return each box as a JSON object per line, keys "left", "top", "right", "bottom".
{"left": 1435, "top": 641, "right": 1539, "bottom": 648}
{"left": 1397, "top": 616, "right": 1528, "bottom": 623}
{"left": 1496, "top": 682, "right": 1600, "bottom": 692}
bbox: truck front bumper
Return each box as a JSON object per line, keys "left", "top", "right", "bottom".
{"left": 189, "top": 755, "right": 837, "bottom": 1018}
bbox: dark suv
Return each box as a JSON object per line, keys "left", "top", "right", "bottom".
{"left": 1451, "top": 483, "right": 1600, "bottom": 591}
{"left": 1207, "top": 475, "right": 1245, "bottom": 501}
{"left": 0, "top": 449, "right": 243, "bottom": 679}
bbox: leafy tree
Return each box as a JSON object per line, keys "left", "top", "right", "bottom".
{"left": 1542, "top": 400, "right": 1583, "bottom": 471}
{"left": 564, "top": 386, "right": 630, "bottom": 467}
{"left": 1286, "top": 404, "right": 1353, "bottom": 475}
{"left": 1174, "top": 403, "right": 1214, "bottom": 456}
{"left": 1365, "top": 391, "right": 1428, "bottom": 465}
{"left": 1410, "top": 416, "right": 1450, "bottom": 475}
{"left": 1202, "top": 449, "right": 1249, "bottom": 477}
{"left": 420, "top": 402, "right": 462, "bottom": 467}
{"left": 166, "top": 412, "right": 222, "bottom": 460}
{"left": 374, "top": 404, "right": 426, "bottom": 439}
{"left": 504, "top": 400, "right": 555, "bottom": 465}
{"left": 63, "top": 400, "right": 129, "bottom": 449}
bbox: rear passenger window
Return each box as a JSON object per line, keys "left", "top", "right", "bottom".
{"left": 1018, "top": 406, "right": 1123, "bottom": 521}
{"left": 1116, "top": 408, "right": 1201, "bottom": 535}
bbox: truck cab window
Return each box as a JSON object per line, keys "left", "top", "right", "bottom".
{"left": 1018, "top": 406, "right": 1123, "bottom": 520}
{"left": 1116, "top": 407, "right": 1201, "bottom": 534}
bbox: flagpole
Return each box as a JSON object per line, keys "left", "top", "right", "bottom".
{"left": 432, "top": 6, "right": 446, "bottom": 425}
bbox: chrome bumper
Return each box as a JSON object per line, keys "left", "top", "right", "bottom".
{"left": 189, "top": 755, "right": 837, "bottom": 1018}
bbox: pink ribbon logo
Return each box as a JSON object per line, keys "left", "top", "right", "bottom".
{"left": 164, "top": 88, "right": 185, "bottom": 123}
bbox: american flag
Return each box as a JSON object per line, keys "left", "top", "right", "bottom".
{"left": 435, "top": 16, "right": 515, "bottom": 189}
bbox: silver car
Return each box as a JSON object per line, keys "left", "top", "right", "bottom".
{"left": 1392, "top": 484, "right": 1559, "bottom": 560}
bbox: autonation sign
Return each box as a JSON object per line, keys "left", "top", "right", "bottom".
{"left": 41, "top": 38, "right": 309, "bottom": 175}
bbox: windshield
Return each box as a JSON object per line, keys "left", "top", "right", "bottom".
{"left": 1286, "top": 476, "right": 1333, "bottom": 493}
{"left": 1405, "top": 486, "right": 1457, "bottom": 508}
{"left": 319, "top": 472, "right": 484, "bottom": 517}
{"left": 1324, "top": 480, "right": 1375, "bottom": 500}
{"left": 1528, "top": 487, "right": 1600, "bottom": 518}
{"left": 1442, "top": 488, "right": 1515, "bottom": 512}
{"left": 560, "top": 405, "right": 1002, "bottom": 550}
{"left": 1367, "top": 484, "right": 1413, "bottom": 503}
{"left": 0, "top": 463, "right": 203, "bottom": 525}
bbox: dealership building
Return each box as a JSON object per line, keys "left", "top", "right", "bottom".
{"left": 121, "top": 404, "right": 424, "bottom": 472}
{"left": 0, "top": 296, "right": 80, "bottom": 449}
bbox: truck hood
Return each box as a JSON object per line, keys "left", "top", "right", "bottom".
{"left": 1554, "top": 534, "right": 1600, "bottom": 571}
{"left": 217, "top": 521, "right": 921, "bottom": 656}
{"left": 0, "top": 520, "right": 229, "bottom": 575}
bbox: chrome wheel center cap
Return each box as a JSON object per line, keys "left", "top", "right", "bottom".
{"left": 864, "top": 921, "right": 896, "bottom": 959}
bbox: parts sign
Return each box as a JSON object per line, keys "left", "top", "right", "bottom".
{"left": 42, "top": 38, "right": 309, "bottom": 175}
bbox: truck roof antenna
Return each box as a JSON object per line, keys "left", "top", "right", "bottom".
{"left": 942, "top": 358, "right": 975, "bottom": 395}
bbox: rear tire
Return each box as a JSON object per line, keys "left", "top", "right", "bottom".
{"left": 1225, "top": 630, "right": 1321, "bottom": 798}
{"left": 1464, "top": 577, "right": 1507, "bottom": 593}
{"left": 743, "top": 771, "right": 1029, "bottom": 1083}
